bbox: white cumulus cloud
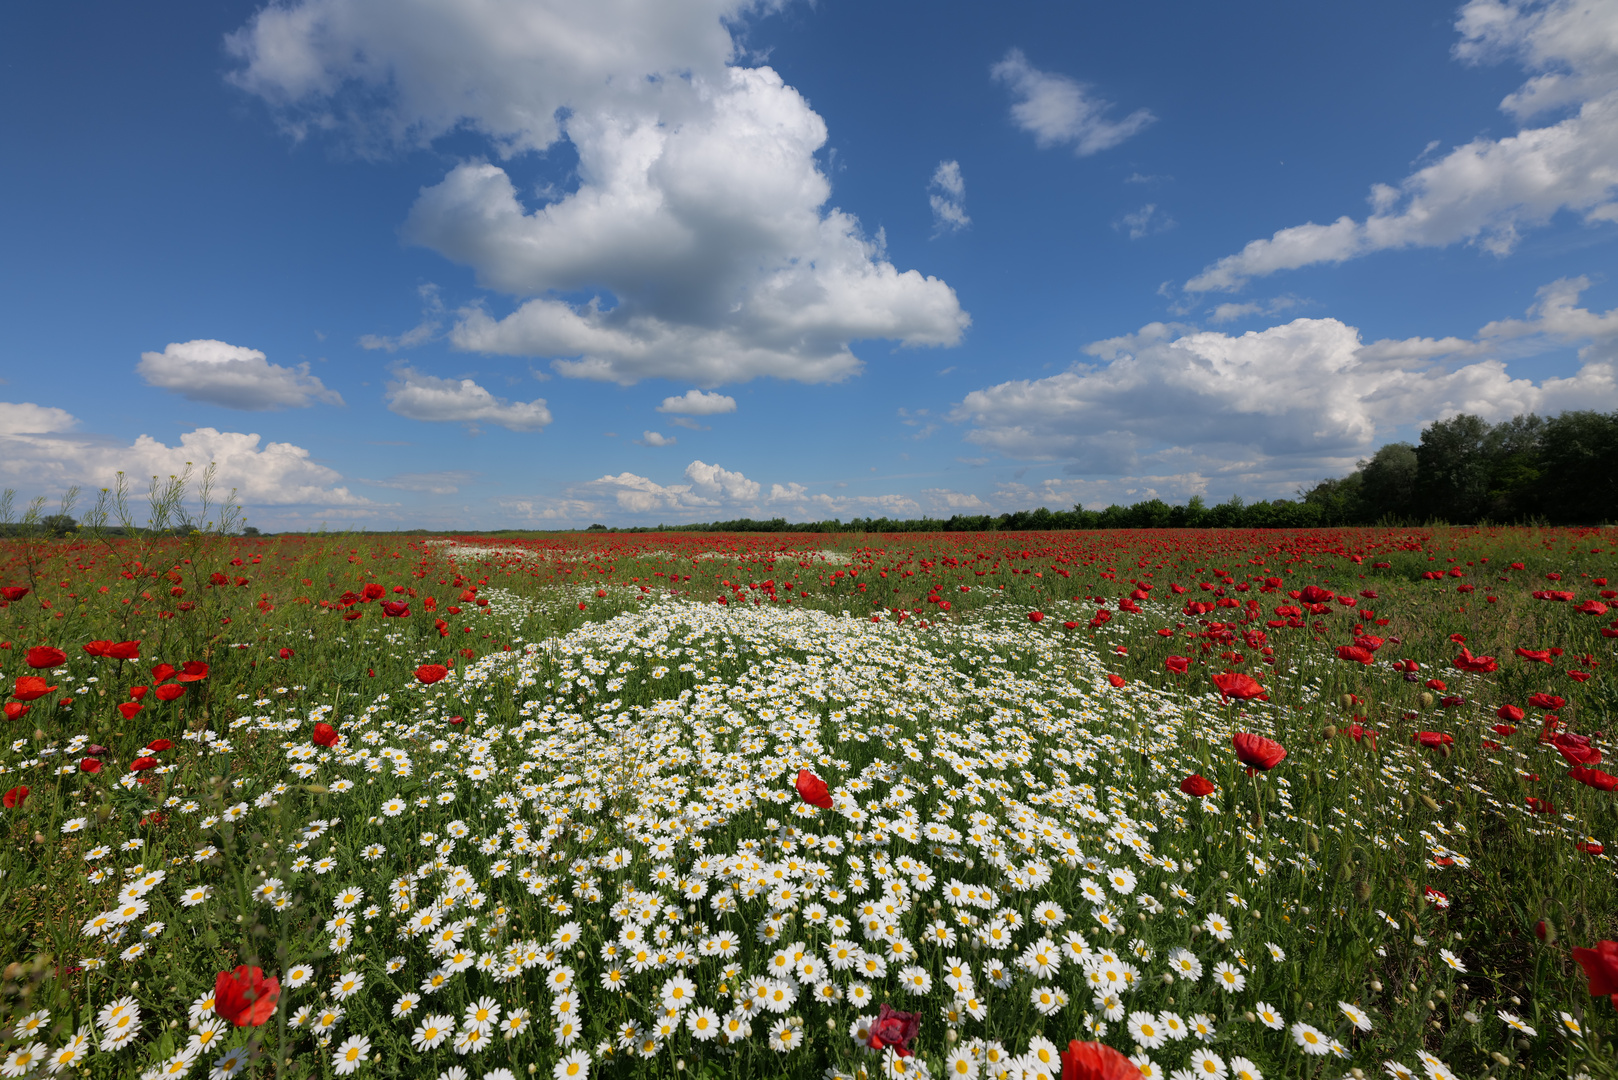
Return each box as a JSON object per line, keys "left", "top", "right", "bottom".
{"left": 1186, "top": 0, "right": 1618, "bottom": 292}
{"left": 657, "top": 389, "right": 738, "bottom": 415}
{"left": 137, "top": 340, "right": 343, "bottom": 410}
{"left": 636, "top": 431, "right": 677, "bottom": 447}
{"left": 0, "top": 423, "right": 371, "bottom": 511}
{"left": 384, "top": 366, "right": 552, "bottom": 431}
{"left": 0, "top": 401, "right": 77, "bottom": 435}
{"left": 228, "top": 0, "right": 968, "bottom": 387}
{"left": 951, "top": 293, "right": 1618, "bottom": 492}
{"left": 990, "top": 48, "right": 1155, "bottom": 156}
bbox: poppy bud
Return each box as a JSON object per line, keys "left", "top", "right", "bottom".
{"left": 1418, "top": 692, "right": 1434, "bottom": 708}
{"left": 1535, "top": 920, "right": 1556, "bottom": 944}
{"left": 1353, "top": 880, "right": 1372, "bottom": 903}
{"left": 1321, "top": 725, "right": 1337, "bottom": 739}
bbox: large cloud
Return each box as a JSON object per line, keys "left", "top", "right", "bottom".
{"left": 137, "top": 340, "right": 344, "bottom": 410}
{"left": 227, "top": 0, "right": 967, "bottom": 387}
{"left": 0, "top": 415, "right": 370, "bottom": 511}
{"left": 1186, "top": 0, "right": 1618, "bottom": 292}
{"left": 384, "top": 366, "right": 552, "bottom": 431}
{"left": 951, "top": 288, "right": 1618, "bottom": 490}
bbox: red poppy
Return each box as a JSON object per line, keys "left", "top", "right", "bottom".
{"left": 1578, "top": 840, "right": 1605, "bottom": 855}
{"left": 1577, "top": 600, "right": 1610, "bottom": 616}
{"left": 176, "top": 661, "right": 209, "bottom": 683}
{"left": 1106, "top": 673, "right": 1126, "bottom": 688}
{"left": 1414, "top": 731, "right": 1454, "bottom": 749}
{"left": 128, "top": 686, "right": 149, "bottom": 700}
{"left": 1180, "top": 774, "right": 1215, "bottom": 797}
{"left": 1570, "top": 670, "right": 1593, "bottom": 682}
{"left": 1529, "top": 693, "right": 1567, "bottom": 710}
{"left": 25, "top": 647, "right": 66, "bottom": 669}
{"left": 89, "top": 639, "right": 141, "bottom": 659}
{"left": 381, "top": 601, "right": 411, "bottom": 617}
{"left": 3, "top": 703, "right": 29, "bottom": 721}
{"left": 1497, "top": 704, "right": 1525, "bottom": 723}
{"left": 118, "top": 703, "right": 143, "bottom": 720}
{"left": 0, "top": 587, "right": 29, "bottom": 603}
{"left": 1345, "top": 723, "right": 1378, "bottom": 749}
{"left": 1232, "top": 732, "right": 1286, "bottom": 771}
{"left": 214, "top": 966, "right": 280, "bottom": 1027}
{"left": 1570, "top": 767, "right": 1618, "bottom": 791}
{"left": 1060, "top": 1039, "right": 1141, "bottom": 1080}
{"left": 1212, "top": 672, "right": 1265, "bottom": 700}
{"left": 1492, "top": 724, "right": 1518, "bottom": 736}
{"left": 154, "top": 685, "right": 186, "bottom": 702}
{"left": 11, "top": 676, "right": 57, "bottom": 703}
{"left": 1572, "top": 941, "right": 1618, "bottom": 998}
{"left": 1440, "top": 695, "right": 1466, "bottom": 708}
{"left": 1027, "top": 611, "right": 1044, "bottom": 623}
{"left": 422, "top": 596, "right": 437, "bottom": 612}
{"left": 1559, "top": 743, "right": 1603, "bottom": 766}
{"left": 361, "top": 583, "right": 386, "bottom": 601}
{"left": 79, "top": 758, "right": 102, "bottom": 774}
{"left": 865, "top": 1003, "right": 920, "bottom": 1057}
{"left": 416, "top": 664, "right": 449, "bottom": 684}
{"left": 129, "top": 756, "right": 158, "bottom": 772}
{"left": 1526, "top": 796, "right": 1557, "bottom": 814}
{"left": 278, "top": 648, "right": 294, "bottom": 660}
{"left": 144, "top": 738, "right": 172, "bottom": 752}
{"left": 1453, "top": 647, "right": 1498, "bottom": 673}
{"left": 1334, "top": 645, "right": 1373, "bottom": 665}
{"left": 1165, "top": 656, "right": 1191, "bottom": 674}
{"left": 2, "top": 786, "right": 27, "bottom": 808}
{"left": 1515, "top": 648, "right": 1553, "bottom": 664}
{"left": 795, "top": 768, "right": 834, "bottom": 810}
{"left": 1297, "top": 585, "right": 1333, "bottom": 604}
{"left": 150, "top": 663, "right": 177, "bottom": 683}
{"left": 1424, "top": 886, "right": 1450, "bottom": 909}
{"left": 312, "top": 722, "right": 340, "bottom": 748}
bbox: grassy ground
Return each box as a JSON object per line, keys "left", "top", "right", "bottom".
{"left": 0, "top": 522, "right": 1616, "bottom": 1079}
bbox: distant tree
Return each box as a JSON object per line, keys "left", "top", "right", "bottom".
{"left": 1300, "top": 473, "right": 1363, "bottom": 524}
{"left": 1359, "top": 442, "right": 1418, "bottom": 521}
{"left": 40, "top": 514, "right": 77, "bottom": 536}
{"left": 1417, "top": 415, "right": 1494, "bottom": 522}
{"left": 1537, "top": 411, "right": 1618, "bottom": 524}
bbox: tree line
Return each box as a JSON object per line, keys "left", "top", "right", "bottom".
{"left": 630, "top": 409, "right": 1618, "bottom": 533}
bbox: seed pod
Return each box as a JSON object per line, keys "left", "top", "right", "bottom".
{"left": 1353, "top": 879, "right": 1372, "bottom": 903}
{"left": 1401, "top": 793, "right": 1415, "bottom": 811}
{"left": 1420, "top": 794, "right": 1440, "bottom": 812}
{"left": 1418, "top": 692, "right": 1434, "bottom": 708}
{"left": 1339, "top": 694, "right": 1355, "bottom": 710}
{"left": 1322, "top": 725, "right": 1338, "bottom": 739}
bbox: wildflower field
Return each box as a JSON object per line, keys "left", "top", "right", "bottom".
{"left": 3, "top": 496, "right": 1618, "bottom": 1080}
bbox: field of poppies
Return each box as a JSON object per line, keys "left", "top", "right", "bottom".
{"left": 2, "top": 502, "right": 1618, "bottom": 1080}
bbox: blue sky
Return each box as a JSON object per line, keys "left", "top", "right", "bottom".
{"left": 2, "top": 0, "right": 1616, "bottom": 530}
